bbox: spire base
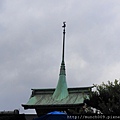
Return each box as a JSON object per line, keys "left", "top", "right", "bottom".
{"left": 52, "top": 74, "right": 69, "bottom": 101}
{"left": 59, "top": 61, "right": 66, "bottom": 75}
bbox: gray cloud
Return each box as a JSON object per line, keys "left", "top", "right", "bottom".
{"left": 0, "top": 0, "right": 120, "bottom": 113}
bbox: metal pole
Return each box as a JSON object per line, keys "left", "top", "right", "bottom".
{"left": 62, "top": 22, "right": 66, "bottom": 64}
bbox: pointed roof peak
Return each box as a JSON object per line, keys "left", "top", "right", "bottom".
{"left": 52, "top": 22, "right": 69, "bottom": 100}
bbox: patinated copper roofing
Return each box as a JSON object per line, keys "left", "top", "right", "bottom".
{"left": 22, "top": 86, "right": 93, "bottom": 109}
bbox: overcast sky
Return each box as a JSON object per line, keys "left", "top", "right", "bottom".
{"left": 0, "top": 0, "right": 120, "bottom": 114}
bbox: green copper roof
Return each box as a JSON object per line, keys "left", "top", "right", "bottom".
{"left": 23, "top": 87, "right": 92, "bottom": 107}
{"left": 22, "top": 87, "right": 93, "bottom": 109}
{"left": 26, "top": 92, "right": 88, "bottom": 106}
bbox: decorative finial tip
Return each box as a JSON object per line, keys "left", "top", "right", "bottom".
{"left": 62, "top": 22, "right": 66, "bottom": 28}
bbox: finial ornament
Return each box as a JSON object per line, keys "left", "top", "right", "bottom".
{"left": 62, "top": 22, "right": 66, "bottom": 28}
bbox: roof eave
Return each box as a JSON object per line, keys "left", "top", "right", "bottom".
{"left": 22, "top": 103, "right": 84, "bottom": 110}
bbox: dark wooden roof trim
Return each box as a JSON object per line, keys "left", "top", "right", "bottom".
{"left": 22, "top": 103, "right": 84, "bottom": 110}
{"left": 31, "top": 86, "right": 94, "bottom": 91}
{"left": 31, "top": 86, "right": 94, "bottom": 95}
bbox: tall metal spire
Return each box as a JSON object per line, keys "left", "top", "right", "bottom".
{"left": 62, "top": 22, "right": 66, "bottom": 64}
{"left": 60, "top": 22, "right": 66, "bottom": 75}
{"left": 52, "top": 22, "right": 69, "bottom": 100}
